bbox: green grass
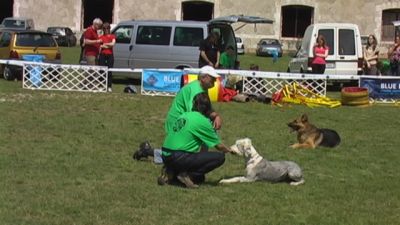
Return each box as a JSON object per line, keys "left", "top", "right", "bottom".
{"left": 0, "top": 47, "right": 399, "bottom": 225}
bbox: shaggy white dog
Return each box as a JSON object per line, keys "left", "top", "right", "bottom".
{"left": 219, "top": 138, "right": 305, "bottom": 186}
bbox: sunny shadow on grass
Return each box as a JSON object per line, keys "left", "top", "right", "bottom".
{"left": 0, "top": 48, "right": 399, "bottom": 224}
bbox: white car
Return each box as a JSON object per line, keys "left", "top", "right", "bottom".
{"left": 236, "top": 37, "right": 244, "bottom": 54}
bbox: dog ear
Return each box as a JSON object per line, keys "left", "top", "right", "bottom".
{"left": 301, "top": 114, "right": 308, "bottom": 122}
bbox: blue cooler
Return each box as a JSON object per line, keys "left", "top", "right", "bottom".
{"left": 22, "top": 54, "right": 45, "bottom": 87}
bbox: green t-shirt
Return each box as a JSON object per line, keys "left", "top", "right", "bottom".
{"left": 163, "top": 111, "right": 220, "bottom": 153}
{"left": 164, "top": 80, "right": 204, "bottom": 133}
{"left": 219, "top": 52, "right": 235, "bottom": 69}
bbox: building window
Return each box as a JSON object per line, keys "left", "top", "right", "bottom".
{"left": 382, "top": 9, "right": 400, "bottom": 42}
{"left": 281, "top": 5, "right": 314, "bottom": 38}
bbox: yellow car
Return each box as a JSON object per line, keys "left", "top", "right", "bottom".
{"left": 0, "top": 29, "right": 61, "bottom": 80}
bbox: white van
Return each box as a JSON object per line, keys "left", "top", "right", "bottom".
{"left": 288, "top": 23, "right": 363, "bottom": 75}
{"left": 111, "top": 16, "right": 272, "bottom": 69}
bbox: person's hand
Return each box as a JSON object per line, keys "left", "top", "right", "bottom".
{"left": 97, "top": 39, "right": 103, "bottom": 44}
{"left": 214, "top": 63, "right": 219, "bottom": 68}
{"left": 213, "top": 115, "right": 222, "bottom": 130}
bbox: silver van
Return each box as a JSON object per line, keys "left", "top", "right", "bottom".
{"left": 111, "top": 16, "right": 272, "bottom": 69}
{"left": 288, "top": 23, "right": 363, "bottom": 75}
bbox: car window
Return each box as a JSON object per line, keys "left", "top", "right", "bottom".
{"left": 15, "top": 33, "right": 57, "bottom": 47}
{"left": 339, "top": 29, "right": 355, "bottom": 55}
{"left": 173, "top": 27, "right": 203, "bottom": 47}
{"left": 136, "top": 26, "right": 171, "bottom": 45}
{"left": 113, "top": 25, "right": 133, "bottom": 44}
{"left": 0, "top": 32, "right": 12, "bottom": 47}
{"left": 47, "top": 27, "right": 65, "bottom": 35}
{"left": 3, "top": 19, "right": 26, "bottom": 29}
{"left": 210, "top": 25, "right": 236, "bottom": 52}
{"left": 318, "top": 29, "right": 334, "bottom": 55}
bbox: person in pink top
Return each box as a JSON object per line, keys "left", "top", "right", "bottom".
{"left": 99, "top": 22, "right": 116, "bottom": 92}
{"left": 312, "top": 35, "right": 329, "bottom": 74}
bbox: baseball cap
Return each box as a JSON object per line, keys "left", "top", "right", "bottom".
{"left": 199, "top": 65, "right": 220, "bottom": 78}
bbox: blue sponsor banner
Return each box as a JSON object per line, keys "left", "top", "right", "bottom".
{"left": 360, "top": 77, "right": 400, "bottom": 99}
{"left": 142, "top": 69, "right": 183, "bottom": 93}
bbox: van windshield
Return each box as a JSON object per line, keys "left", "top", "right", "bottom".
{"left": 3, "top": 20, "right": 25, "bottom": 29}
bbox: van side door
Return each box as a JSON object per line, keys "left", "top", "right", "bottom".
{"left": 112, "top": 25, "right": 134, "bottom": 68}
{"left": 169, "top": 25, "right": 206, "bottom": 68}
{"left": 336, "top": 28, "right": 359, "bottom": 75}
{"left": 132, "top": 25, "right": 172, "bottom": 68}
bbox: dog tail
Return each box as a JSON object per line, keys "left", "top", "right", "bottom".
{"left": 320, "top": 129, "right": 341, "bottom": 148}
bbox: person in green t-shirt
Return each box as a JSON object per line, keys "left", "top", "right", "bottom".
{"left": 164, "top": 65, "right": 223, "bottom": 134}
{"left": 219, "top": 45, "right": 235, "bottom": 69}
{"left": 160, "top": 93, "right": 231, "bottom": 188}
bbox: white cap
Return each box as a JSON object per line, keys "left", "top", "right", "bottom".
{"left": 199, "top": 65, "right": 220, "bottom": 78}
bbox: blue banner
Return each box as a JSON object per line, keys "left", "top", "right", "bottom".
{"left": 142, "top": 69, "right": 183, "bottom": 93}
{"left": 360, "top": 77, "right": 400, "bottom": 99}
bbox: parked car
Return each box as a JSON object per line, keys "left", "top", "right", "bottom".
{"left": 236, "top": 37, "right": 244, "bottom": 54}
{"left": 255, "top": 38, "right": 282, "bottom": 57}
{"left": 0, "top": 17, "right": 34, "bottom": 30}
{"left": 287, "top": 23, "right": 363, "bottom": 75}
{"left": 0, "top": 29, "right": 61, "bottom": 80}
{"left": 111, "top": 15, "right": 272, "bottom": 70}
{"left": 47, "top": 26, "right": 77, "bottom": 47}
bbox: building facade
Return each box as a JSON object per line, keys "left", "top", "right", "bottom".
{"left": 2, "top": 0, "right": 400, "bottom": 51}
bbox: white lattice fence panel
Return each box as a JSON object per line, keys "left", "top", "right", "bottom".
{"left": 243, "top": 77, "right": 327, "bottom": 96}
{"left": 22, "top": 62, "right": 108, "bottom": 92}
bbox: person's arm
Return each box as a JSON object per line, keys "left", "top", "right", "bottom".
{"left": 215, "top": 143, "right": 231, "bottom": 153}
{"left": 209, "top": 111, "right": 222, "bottom": 130}
{"left": 200, "top": 51, "right": 213, "bottom": 67}
{"left": 215, "top": 51, "right": 220, "bottom": 68}
{"left": 85, "top": 38, "right": 102, "bottom": 46}
{"left": 103, "top": 37, "right": 116, "bottom": 48}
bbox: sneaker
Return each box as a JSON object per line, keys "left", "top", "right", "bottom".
{"left": 157, "top": 166, "right": 175, "bottom": 185}
{"left": 177, "top": 172, "right": 199, "bottom": 189}
{"left": 107, "top": 87, "right": 112, "bottom": 92}
{"left": 132, "top": 141, "right": 154, "bottom": 161}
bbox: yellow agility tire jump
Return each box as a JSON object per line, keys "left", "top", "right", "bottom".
{"left": 341, "top": 87, "right": 370, "bottom": 106}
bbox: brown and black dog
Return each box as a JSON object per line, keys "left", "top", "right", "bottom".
{"left": 287, "top": 114, "right": 341, "bottom": 149}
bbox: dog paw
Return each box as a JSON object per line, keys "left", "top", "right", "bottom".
{"left": 219, "top": 179, "right": 228, "bottom": 184}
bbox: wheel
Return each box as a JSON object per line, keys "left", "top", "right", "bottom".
{"left": 3, "top": 66, "right": 16, "bottom": 81}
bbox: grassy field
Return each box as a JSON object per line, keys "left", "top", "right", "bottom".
{"left": 0, "top": 47, "right": 399, "bottom": 225}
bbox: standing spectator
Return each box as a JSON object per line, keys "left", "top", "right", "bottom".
{"left": 198, "top": 32, "right": 220, "bottom": 68}
{"left": 363, "top": 34, "right": 380, "bottom": 75}
{"left": 311, "top": 35, "right": 329, "bottom": 74}
{"left": 83, "top": 18, "right": 103, "bottom": 65}
{"left": 99, "top": 22, "right": 116, "bottom": 92}
{"left": 388, "top": 35, "right": 400, "bottom": 76}
{"left": 219, "top": 45, "right": 235, "bottom": 69}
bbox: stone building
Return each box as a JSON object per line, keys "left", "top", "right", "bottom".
{"left": 1, "top": 0, "right": 399, "bottom": 52}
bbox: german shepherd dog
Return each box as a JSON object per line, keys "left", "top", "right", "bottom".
{"left": 287, "top": 114, "right": 341, "bottom": 149}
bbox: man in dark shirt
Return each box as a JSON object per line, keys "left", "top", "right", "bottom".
{"left": 198, "top": 32, "right": 220, "bottom": 68}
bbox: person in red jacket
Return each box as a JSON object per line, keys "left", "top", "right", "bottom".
{"left": 99, "top": 22, "right": 116, "bottom": 92}
{"left": 83, "top": 18, "right": 103, "bottom": 65}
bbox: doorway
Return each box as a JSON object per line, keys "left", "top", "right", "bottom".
{"left": 82, "top": 0, "right": 114, "bottom": 29}
{"left": 182, "top": 1, "right": 214, "bottom": 21}
{"left": 0, "top": 0, "right": 13, "bottom": 23}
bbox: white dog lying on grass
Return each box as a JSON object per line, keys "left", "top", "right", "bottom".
{"left": 219, "top": 138, "right": 305, "bottom": 186}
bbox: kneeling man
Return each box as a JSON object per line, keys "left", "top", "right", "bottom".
{"left": 160, "top": 93, "right": 231, "bottom": 188}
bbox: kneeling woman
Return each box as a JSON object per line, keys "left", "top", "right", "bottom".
{"left": 160, "top": 93, "right": 231, "bottom": 188}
